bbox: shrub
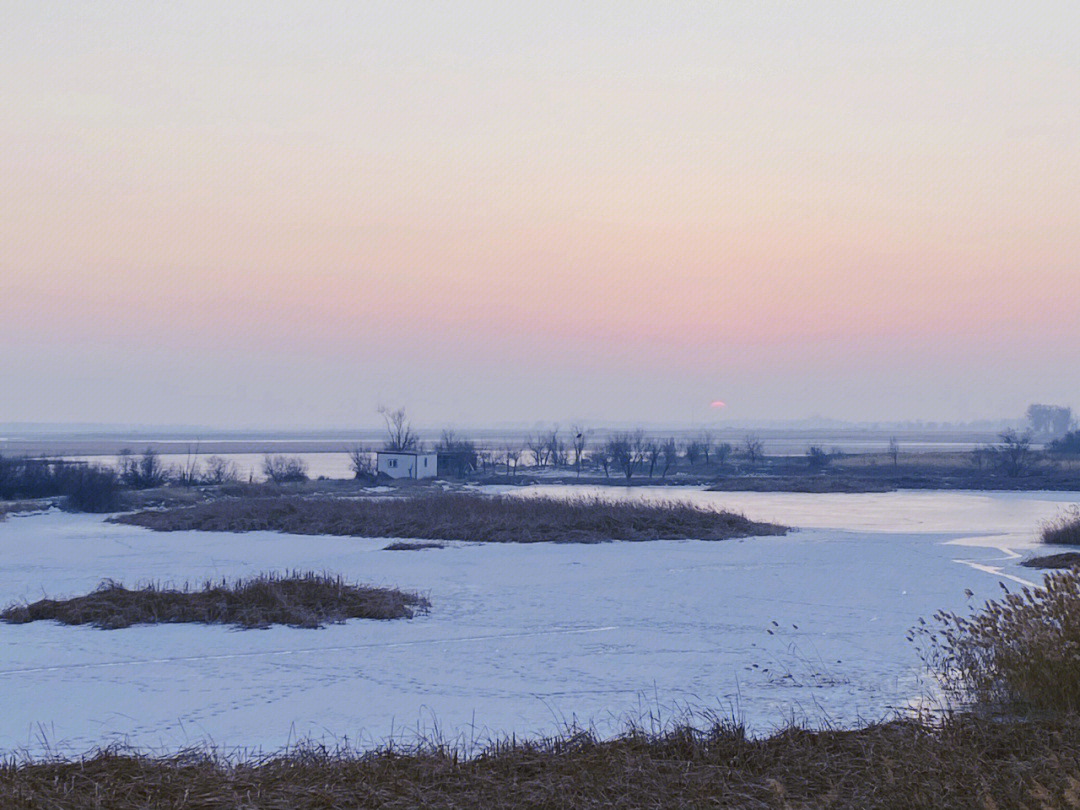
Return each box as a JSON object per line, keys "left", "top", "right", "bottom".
{"left": 262, "top": 455, "right": 308, "bottom": 483}
{"left": 993, "top": 429, "right": 1032, "bottom": 477}
{"left": 805, "top": 446, "right": 831, "bottom": 470}
{"left": 915, "top": 568, "right": 1080, "bottom": 712}
{"left": 1, "top": 572, "right": 429, "bottom": 630}
{"left": 202, "top": 455, "right": 240, "bottom": 484}
{"left": 0, "top": 456, "right": 76, "bottom": 500}
{"left": 1042, "top": 505, "right": 1080, "bottom": 545}
{"left": 118, "top": 448, "right": 169, "bottom": 489}
{"left": 1049, "top": 430, "right": 1080, "bottom": 455}
{"left": 0, "top": 456, "right": 120, "bottom": 512}
{"left": 66, "top": 466, "right": 121, "bottom": 513}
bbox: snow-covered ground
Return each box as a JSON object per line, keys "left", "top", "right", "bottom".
{"left": 0, "top": 487, "right": 1076, "bottom": 757}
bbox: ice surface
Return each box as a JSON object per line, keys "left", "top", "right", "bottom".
{"left": 0, "top": 487, "right": 1076, "bottom": 757}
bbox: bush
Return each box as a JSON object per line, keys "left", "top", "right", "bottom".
{"left": 1, "top": 572, "right": 429, "bottom": 630}
{"left": 0, "top": 456, "right": 119, "bottom": 512}
{"left": 1049, "top": 430, "right": 1080, "bottom": 455}
{"left": 0, "top": 456, "right": 76, "bottom": 500}
{"left": 262, "top": 455, "right": 308, "bottom": 483}
{"left": 915, "top": 568, "right": 1080, "bottom": 712}
{"left": 66, "top": 466, "right": 121, "bottom": 513}
{"left": 118, "top": 448, "right": 169, "bottom": 489}
{"left": 805, "top": 446, "right": 831, "bottom": 470}
{"left": 1042, "top": 505, "right": 1080, "bottom": 545}
{"left": 202, "top": 456, "right": 240, "bottom": 485}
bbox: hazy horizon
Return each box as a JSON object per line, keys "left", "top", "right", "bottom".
{"left": 3, "top": 2, "right": 1078, "bottom": 428}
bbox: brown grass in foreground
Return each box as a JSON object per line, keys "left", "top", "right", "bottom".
{"left": 0, "top": 573, "right": 429, "bottom": 629}
{"left": 1042, "top": 504, "right": 1080, "bottom": 546}
{"left": 3, "top": 715, "right": 1080, "bottom": 809}
{"left": 110, "top": 492, "right": 786, "bottom": 543}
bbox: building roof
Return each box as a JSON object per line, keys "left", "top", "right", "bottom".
{"left": 376, "top": 449, "right": 432, "bottom": 456}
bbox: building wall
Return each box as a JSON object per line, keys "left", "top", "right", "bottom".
{"left": 377, "top": 452, "right": 438, "bottom": 479}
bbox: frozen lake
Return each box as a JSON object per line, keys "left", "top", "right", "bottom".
{"left": 0, "top": 487, "right": 1077, "bottom": 757}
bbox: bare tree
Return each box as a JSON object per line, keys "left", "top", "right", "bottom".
{"left": 379, "top": 405, "right": 417, "bottom": 451}
{"left": 592, "top": 445, "right": 610, "bottom": 478}
{"left": 684, "top": 439, "right": 702, "bottom": 468}
{"left": 995, "top": 429, "right": 1032, "bottom": 477}
{"left": 526, "top": 434, "right": 548, "bottom": 468}
{"left": 503, "top": 445, "right": 522, "bottom": 478}
{"left": 645, "top": 440, "right": 662, "bottom": 478}
{"left": 1027, "top": 404, "right": 1073, "bottom": 437}
{"left": 607, "top": 430, "right": 646, "bottom": 481}
{"left": 571, "top": 426, "right": 588, "bottom": 476}
{"left": 545, "top": 428, "right": 565, "bottom": 468}
{"left": 743, "top": 435, "right": 764, "bottom": 465}
{"left": 714, "top": 442, "right": 733, "bottom": 470}
{"left": 660, "top": 438, "right": 680, "bottom": 478}
{"left": 1052, "top": 407, "right": 1073, "bottom": 437}
{"left": 203, "top": 455, "right": 239, "bottom": 484}
{"left": 888, "top": 437, "right": 899, "bottom": 466}
{"left": 700, "top": 431, "right": 714, "bottom": 466}
{"left": 347, "top": 446, "right": 373, "bottom": 479}
{"left": 263, "top": 455, "right": 308, "bottom": 483}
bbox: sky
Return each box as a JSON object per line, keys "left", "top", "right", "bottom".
{"left": 2, "top": 2, "right": 1078, "bottom": 430}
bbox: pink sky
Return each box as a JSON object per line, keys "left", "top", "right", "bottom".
{"left": 2, "top": 2, "right": 1078, "bottom": 428}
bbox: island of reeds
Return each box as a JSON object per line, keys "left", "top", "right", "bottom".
{"left": 108, "top": 491, "right": 786, "bottom": 544}
{"left": 0, "top": 572, "right": 429, "bottom": 630}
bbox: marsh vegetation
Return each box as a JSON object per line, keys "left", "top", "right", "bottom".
{"left": 110, "top": 492, "right": 787, "bottom": 543}
{"left": 1, "top": 573, "right": 429, "bottom": 630}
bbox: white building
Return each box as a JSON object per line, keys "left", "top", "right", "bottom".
{"left": 376, "top": 450, "right": 438, "bottom": 479}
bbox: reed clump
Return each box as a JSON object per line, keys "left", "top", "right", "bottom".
{"left": 1042, "top": 504, "right": 1080, "bottom": 546}
{"left": 916, "top": 567, "right": 1080, "bottom": 712}
{"left": 0, "top": 572, "right": 429, "bottom": 630}
{"left": 110, "top": 492, "right": 786, "bottom": 543}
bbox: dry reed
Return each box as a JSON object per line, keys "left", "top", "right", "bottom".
{"left": 1042, "top": 504, "right": 1080, "bottom": 546}
{"left": 915, "top": 567, "right": 1080, "bottom": 712}
{"left": 3, "top": 715, "right": 1080, "bottom": 809}
{"left": 1, "top": 572, "right": 429, "bottom": 629}
{"left": 111, "top": 492, "right": 786, "bottom": 543}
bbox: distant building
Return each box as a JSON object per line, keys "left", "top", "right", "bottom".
{"left": 376, "top": 450, "right": 437, "bottom": 480}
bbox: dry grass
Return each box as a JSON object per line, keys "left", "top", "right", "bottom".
{"left": 0, "top": 499, "right": 52, "bottom": 520}
{"left": 1022, "top": 551, "right": 1080, "bottom": 569}
{"left": 4, "top": 715, "right": 1080, "bottom": 809}
{"left": 1042, "top": 505, "right": 1080, "bottom": 546}
{"left": 0, "top": 572, "right": 429, "bottom": 630}
{"left": 110, "top": 492, "right": 786, "bottom": 543}
{"left": 915, "top": 567, "right": 1080, "bottom": 712}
